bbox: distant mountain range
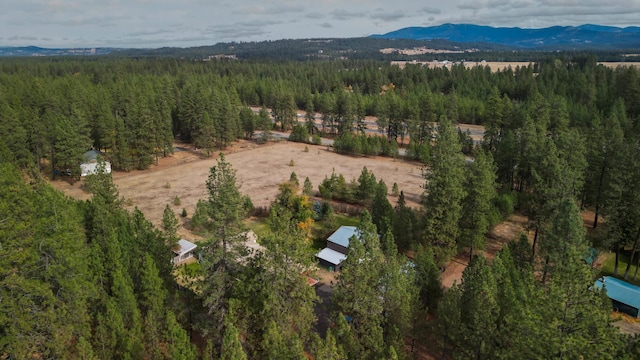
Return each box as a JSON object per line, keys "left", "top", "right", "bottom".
{"left": 0, "top": 46, "right": 114, "bottom": 57}
{"left": 371, "top": 24, "right": 640, "bottom": 49}
{"left": 2, "top": 24, "right": 640, "bottom": 59}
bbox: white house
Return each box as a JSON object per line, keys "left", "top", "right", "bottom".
{"left": 80, "top": 150, "right": 111, "bottom": 177}
{"left": 172, "top": 239, "right": 198, "bottom": 265}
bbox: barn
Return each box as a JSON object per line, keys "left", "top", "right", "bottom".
{"left": 316, "top": 226, "right": 360, "bottom": 271}
{"left": 594, "top": 276, "right": 640, "bottom": 318}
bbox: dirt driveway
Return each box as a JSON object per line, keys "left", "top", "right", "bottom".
{"left": 50, "top": 140, "right": 425, "bottom": 238}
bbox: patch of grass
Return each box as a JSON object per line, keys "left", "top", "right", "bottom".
{"left": 599, "top": 250, "right": 640, "bottom": 287}
{"left": 334, "top": 213, "right": 360, "bottom": 227}
{"left": 245, "top": 217, "right": 272, "bottom": 242}
{"left": 309, "top": 214, "right": 361, "bottom": 251}
{"left": 180, "top": 262, "right": 202, "bottom": 277}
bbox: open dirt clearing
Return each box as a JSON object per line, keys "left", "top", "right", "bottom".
{"left": 440, "top": 213, "right": 530, "bottom": 288}
{"left": 391, "top": 61, "right": 640, "bottom": 72}
{"left": 51, "top": 140, "right": 425, "bottom": 236}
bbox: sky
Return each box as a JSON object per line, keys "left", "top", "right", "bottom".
{"left": 2, "top": 0, "right": 640, "bottom": 48}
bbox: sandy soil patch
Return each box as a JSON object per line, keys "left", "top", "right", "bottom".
{"left": 50, "top": 141, "right": 425, "bottom": 236}
{"left": 599, "top": 62, "right": 640, "bottom": 69}
{"left": 613, "top": 316, "right": 640, "bottom": 335}
{"left": 393, "top": 60, "right": 640, "bottom": 72}
{"left": 440, "top": 213, "right": 530, "bottom": 288}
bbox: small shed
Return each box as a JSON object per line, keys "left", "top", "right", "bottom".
{"left": 172, "top": 239, "right": 197, "bottom": 265}
{"left": 326, "top": 226, "right": 359, "bottom": 254}
{"left": 316, "top": 248, "right": 347, "bottom": 272}
{"left": 80, "top": 150, "right": 111, "bottom": 177}
{"left": 594, "top": 276, "right": 640, "bottom": 318}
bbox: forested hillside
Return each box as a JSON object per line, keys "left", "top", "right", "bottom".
{"left": 2, "top": 55, "right": 640, "bottom": 358}
{"left": 1, "top": 55, "right": 639, "bottom": 174}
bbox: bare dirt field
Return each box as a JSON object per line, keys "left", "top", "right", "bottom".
{"left": 50, "top": 140, "right": 425, "bottom": 237}
{"left": 392, "top": 61, "right": 640, "bottom": 72}
{"left": 599, "top": 62, "right": 640, "bottom": 69}
{"left": 440, "top": 213, "right": 530, "bottom": 288}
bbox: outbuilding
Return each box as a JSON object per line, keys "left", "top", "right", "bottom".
{"left": 326, "top": 226, "right": 358, "bottom": 254}
{"left": 80, "top": 150, "right": 111, "bottom": 177}
{"left": 594, "top": 276, "right": 640, "bottom": 318}
{"left": 172, "top": 239, "right": 198, "bottom": 266}
{"left": 316, "top": 248, "right": 348, "bottom": 272}
{"left": 316, "top": 226, "right": 360, "bottom": 271}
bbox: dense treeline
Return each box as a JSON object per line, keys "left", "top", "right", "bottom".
{"left": 3, "top": 55, "right": 640, "bottom": 358}
{"left": 0, "top": 161, "right": 196, "bottom": 358}
{"left": 110, "top": 38, "right": 639, "bottom": 62}
{"left": 113, "top": 37, "right": 502, "bottom": 61}
{"left": 2, "top": 55, "right": 639, "bottom": 176}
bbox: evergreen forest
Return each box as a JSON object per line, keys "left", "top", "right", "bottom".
{"left": 2, "top": 54, "right": 640, "bottom": 358}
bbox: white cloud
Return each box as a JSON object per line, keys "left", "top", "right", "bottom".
{"left": 1, "top": 0, "right": 638, "bottom": 47}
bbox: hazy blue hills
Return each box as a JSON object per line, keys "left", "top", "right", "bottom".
{"left": 371, "top": 24, "right": 640, "bottom": 49}
{"left": 0, "top": 46, "right": 114, "bottom": 56}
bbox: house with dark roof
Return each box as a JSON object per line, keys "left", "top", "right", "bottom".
{"left": 594, "top": 276, "right": 640, "bottom": 318}
{"left": 316, "top": 226, "right": 360, "bottom": 272}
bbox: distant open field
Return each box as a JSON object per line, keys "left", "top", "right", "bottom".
{"left": 392, "top": 61, "right": 640, "bottom": 72}
{"left": 598, "top": 62, "right": 640, "bottom": 69}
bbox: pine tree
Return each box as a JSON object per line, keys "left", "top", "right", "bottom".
{"left": 258, "top": 106, "right": 272, "bottom": 143}
{"left": 196, "top": 153, "right": 248, "bottom": 348}
{"left": 414, "top": 245, "right": 442, "bottom": 311}
{"left": 302, "top": 177, "right": 314, "bottom": 196}
{"left": 458, "top": 256, "right": 500, "bottom": 359}
{"left": 459, "top": 149, "right": 498, "bottom": 261}
{"left": 392, "top": 191, "right": 418, "bottom": 252}
{"left": 422, "top": 115, "right": 467, "bottom": 264}
{"left": 371, "top": 179, "right": 393, "bottom": 235}
{"left": 260, "top": 320, "right": 306, "bottom": 360}
{"left": 311, "top": 329, "right": 346, "bottom": 360}
{"left": 332, "top": 211, "right": 387, "bottom": 359}
{"left": 165, "top": 311, "right": 198, "bottom": 360}
{"left": 220, "top": 321, "right": 247, "bottom": 360}
{"left": 162, "top": 203, "right": 180, "bottom": 246}
{"left": 540, "top": 248, "right": 624, "bottom": 359}
{"left": 289, "top": 171, "right": 299, "bottom": 188}
{"left": 240, "top": 106, "right": 256, "bottom": 140}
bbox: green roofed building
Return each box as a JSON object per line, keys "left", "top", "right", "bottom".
{"left": 594, "top": 276, "right": 640, "bottom": 318}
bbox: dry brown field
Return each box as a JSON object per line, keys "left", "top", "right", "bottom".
{"left": 50, "top": 140, "right": 425, "bottom": 237}
{"left": 392, "top": 61, "right": 640, "bottom": 72}
{"left": 598, "top": 62, "right": 640, "bottom": 69}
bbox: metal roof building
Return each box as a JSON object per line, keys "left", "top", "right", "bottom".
{"left": 316, "top": 248, "right": 347, "bottom": 267}
{"left": 317, "top": 226, "right": 361, "bottom": 272}
{"left": 172, "top": 239, "right": 198, "bottom": 265}
{"left": 594, "top": 276, "right": 640, "bottom": 318}
{"left": 327, "top": 226, "right": 359, "bottom": 248}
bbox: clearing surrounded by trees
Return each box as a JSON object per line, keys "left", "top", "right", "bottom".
{"left": 51, "top": 140, "right": 425, "bottom": 234}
